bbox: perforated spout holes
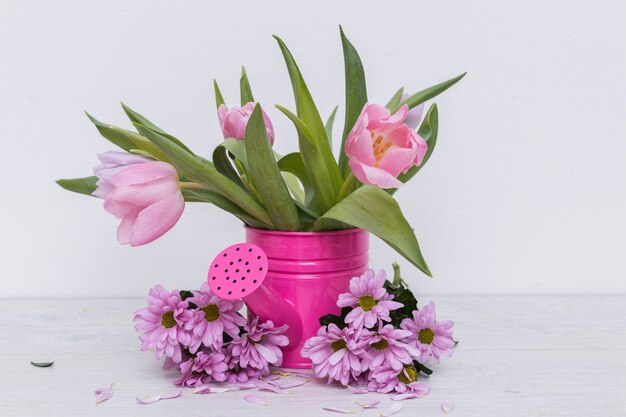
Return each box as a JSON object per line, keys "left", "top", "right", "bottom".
{"left": 207, "top": 243, "right": 268, "bottom": 300}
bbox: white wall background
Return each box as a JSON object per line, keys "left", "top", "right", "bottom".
{"left": 1, "top": 0, "right": 624, "bottom": 298}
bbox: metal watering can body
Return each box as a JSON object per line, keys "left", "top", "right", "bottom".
{"left": 208, "top": 228, "right": 369, "bottom": 368}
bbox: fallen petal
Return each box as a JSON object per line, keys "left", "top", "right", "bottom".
{"left": 95, "top": 385, "right": 113, "bottom": 404}
{"left": 294, "top": 372, "right": 311, "bottom": 378}
{"left": 136, "top": 394, "right": 162, "bottom": 404}
{"left": 238, "top": 383, "right": 258, "bottom": 390}
{"left": 346, "top": 385, "right": 369, "bottom": 394}
{"left": 504, "top": 389, "right": 521, "bottom": 394}
{"left": 323, "top": 406, "right": 357, "bottom": 414}
{"left": 356, "top": 399, "right": 380, "bottom": 409}
{"left": 264, "top": 374, "right": 281, "bottom": 381}
{"left": 391, "top": 393, "right": 420, "bottom": 401}
{"left": 192, "top": 385, "right": 212, "bottom": 394}
{"left": 279, "top": 380, "right": 309, "bottom": 389}
{"left": 441, "top": 400, "right": 455, "bottom": 414}
{"left": 381, "top": 403, "right": 403, "bottom": 416}
{"left": 244, "top": 394, "right": 268, "bottom": 406}
{"left": 30, "top": 361, "right": 54, "bottom": 367}
{"left": 256, "top": 382, "right": 290, "bottom": 394}
{"left": 273, "top": 371, "right": 291, "bottom": 376}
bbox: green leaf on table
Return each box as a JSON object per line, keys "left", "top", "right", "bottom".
{"left": 134, "top": 123, "right": 273, "bottom": 228}
{"left": 338, "top": 27, "right": 368, "bottom": 178}
{"left": 390, "top": 72, "right": 466, "bottom": 113}
{"left": 121, "top": 103, "right": 193, "bottom": 153}
{"left": 245, "top": 104, "right": 300, "bottom": 231}
{"left": 385, "top": 87, "right": 405, "bottom": 110}
{"left": 314, "top": 185, "right": 432, "bottom": 277}
{"left": 214, "top": 79, "right": 226, "bottom": 108}
{"left": 273, "top": 35, "right": 343, "bottom": 212}
{"left": 240, "top": 66, "right": 254, "bottom": 105}
{"left": 56, "top": 176, "right": 97, "bottom": 196}
{"left": 30, "top": 361, "right": 54, "bottom": 368}
{"left": 325, "top": 105, "right": 338, "bottom": 147}
{"left": 389, "top": 104, "right": 439, "bottom": 195}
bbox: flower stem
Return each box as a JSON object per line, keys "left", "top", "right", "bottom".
{"left": 336, "top": 173, "right": 356, "bottom": 202}
{"left": 391, "top": 261, "right": 407, "bottom": 288}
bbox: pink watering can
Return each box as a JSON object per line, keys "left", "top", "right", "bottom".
{"left": 207, "top": 228, "right": 369, "bottom": 368}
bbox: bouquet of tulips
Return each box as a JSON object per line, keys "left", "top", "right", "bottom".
{"left": 57, "top": 28, "right": 464, "bottom": 277}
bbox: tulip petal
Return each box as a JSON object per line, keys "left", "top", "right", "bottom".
{"left": 244, "top": 394, "right": 268, "bottom": 406}
{"left": 95, "top": 385, "right": 113, "bottom": 404}
{"left": 348, "top": 159, "right": 404, "bottom": 189}
{"left": 111, "top": 161, "right": 177, "bottom": 186}
{"left": 107, "top": 179, "right": 180, "bottom": 206}
{"left": 128, "top": 191, "right": 184, "bottom": 246}
{"left": 381, "top": 403, "right": 403, "bottom": 416}
{"left": 441, "top": 399, "right": 455, "bottom": 414}
{"left": 322, "top": 406, "right": 357, "bottom": 414}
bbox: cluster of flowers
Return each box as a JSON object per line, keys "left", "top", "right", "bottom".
{"left": 301, "top": 268, "right": 455, "bottom": 394}
{"left": 133, "top": 283, "right": 288, "bottom": 386}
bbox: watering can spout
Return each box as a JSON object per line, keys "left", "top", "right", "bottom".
{"left": 207, "top": 243, "right": 303, "bottom": 352}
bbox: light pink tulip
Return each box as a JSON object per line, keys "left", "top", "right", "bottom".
{"left": 217, "top": 102, "right": 275, "bottom": 145}
{"left": 97, "top": 159, "right": 184, "bottom": 246}
{"left": 345, "top": 103, "right": 427, "bottom": 189}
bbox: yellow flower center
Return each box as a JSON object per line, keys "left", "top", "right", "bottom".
{"left": 418, "top": 328, "right": 435, "bottom": 344}
{"left": 397, "top": 365, "right": 418, "bottom": 384}
{"left": 202, "top": 304, "right": 219, "bottom": 322}
{"left": 371, "top": 338, "right": 389, "bottom": 350}
{"left": 330, "top": 339, "right": 346, "bottom": 352}
{"left": 358, "top": 295, "right": 377, "bottom": 311}
{"left": 371, "top": 133, "right": 392, "bottom": 166}
{"left": 161, "top": 311, "right": 176, "bottom": 328}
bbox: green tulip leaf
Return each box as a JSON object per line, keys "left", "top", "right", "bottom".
{"left": 325, "top": 105, "right": 338, "bottom": 147}
{"left": 56, "top": 176, "right": 98, "bottom": 196}
{"left": 214, "top": 79, "right": 226, "bottom": 109}
{"left": 182, "top": 188, "right": 268, "bottom": 229}
{"left": 277, "top": 152, "right": 320, "bottom": 216}
{"left": 212, "top": 145, "right": 246, "bottom": 190}
{"left": 121, "top": 103, "right": 193, "bottom": 153}
{"left": 338, "top": 27, "right": 368, "bottom": 178}
{"left": 385, "top": 87, "right": 405, "bottom": 109}
{"left": 390, "top": 72, "right": 466, "bottom": 113}
{"left": 245, "top": 104, "right": 300, "bottom": 231}
{"left": 240, "top": 66, "right": 254, "bottom": 105}
{"left": 314, "top": 185, "right": 431, "bottom": 277}
{"left": 273, "top": 35, "right": 343, "bottom": 212}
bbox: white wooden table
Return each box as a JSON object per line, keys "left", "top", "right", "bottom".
{"left": 1, "top": 296, "right": 625, "bottom": 416}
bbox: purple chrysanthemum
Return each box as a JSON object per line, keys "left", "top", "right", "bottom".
{"left": 173, "top": 350, "right": 228, "bottom": 387}
{"left": 133, "top": 285, "right": 194, "bottom": 363}
{"left": 400, "top": 301, "right": 455, "bottom": 364}
{"left": 224, "top": 348, "right": 264, "bottom": 383}
{"left": 185, "top": 283, "right": 246, "bottom": 351}
{"left": 368, "top": 364, "right": 430, "bottom": 395}
{"left": 301, "top": 324, "right": 370, "bottom": 386}
{"left": 229, "top": 317, "right": 289, "bottom": 373}
{"left": 337, "top": 269, "right": 403, "bottom": 329}
{"left": 361, "top": 323, "right": 419, "bottom": 372}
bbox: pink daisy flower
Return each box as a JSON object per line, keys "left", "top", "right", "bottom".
{"left": 400, "top": 301, "right": 455, "bottom": 364}
{"left": 224, "top": 350, "right": 265, "bottom": 383}
{"left": 173, "top": 350, "right": 228, "bottom": 386}
{"left": 230, "top": 317, "right": 289, "bottom": 372}
{"left": 300, "top": 324, "right": 370, "bottom": 386}
{"left": 185, "top": 283, "right": 246, "bottom": 351}
{"left": 368, "top": 364, "right": 430, "bottom": 395}
{"left": 337, "top": 269, "right": 403, "bottom": 329}
{"left": 361, "top": 323, "right": 419, "bottom": 372}
{"left": 133, "top": 285, "right": 194, "bottom": 363}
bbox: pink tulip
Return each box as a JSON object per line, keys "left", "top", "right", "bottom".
{"left": 217, "top": 102, "right": 275, "bottom": 145}
{"left": 94, "top": 155, "right": 184, "bottom": 246}
{"left": 400, "top": 93, "right": 425, "bottom": 130}
{"left": 345, "top": 103, "right": 427, "bottom": 189}
{"left": 92, "top": 151, "right": 152, "bottom": 198}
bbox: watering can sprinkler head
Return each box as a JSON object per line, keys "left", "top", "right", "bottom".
{"left": 207, "top": 243, "right": 303, "bottom": 351}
